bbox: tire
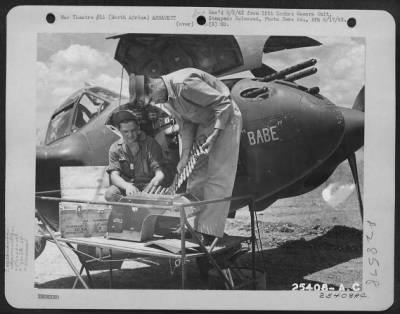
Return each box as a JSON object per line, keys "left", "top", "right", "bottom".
{"left": 34, "top": 218, "right": 47, "bottom": 259}
{"left": 35, "top": 234, "right": 47, "bottom": 259}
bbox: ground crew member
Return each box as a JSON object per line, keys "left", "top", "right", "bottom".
{"left": 144, "top": 67, "right": 242, "bottom": 244}
{"left": 105, "top": 109, "right": 165, "bottom": 202}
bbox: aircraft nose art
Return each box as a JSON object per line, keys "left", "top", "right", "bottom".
{"left": 231, "top": 79, "right": 345, "bottom": 199}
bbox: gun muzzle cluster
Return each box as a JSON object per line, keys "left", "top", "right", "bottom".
{"left": 261, "top": 58, "right": 317, "bottom": 83}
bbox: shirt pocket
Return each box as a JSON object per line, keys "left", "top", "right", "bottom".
{"left": 119, "top": 158, "right": 133, "bottom": 179}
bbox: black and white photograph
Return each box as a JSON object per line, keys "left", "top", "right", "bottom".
{"left": 33, "top": 32, "right": 366, "bottom": 290}
{"left": 4, "top": 6, "right": 395, "bottom": 311}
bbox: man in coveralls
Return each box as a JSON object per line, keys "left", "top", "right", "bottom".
{"left": 105, "top": 109, "right": 165, "bottom": 202}
{"left": 144, "top": 68, "right": 242, "bottom": 244}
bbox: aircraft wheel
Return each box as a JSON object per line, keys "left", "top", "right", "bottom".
{"left": 35, "top": 218, "right": 47, "bottom": 259}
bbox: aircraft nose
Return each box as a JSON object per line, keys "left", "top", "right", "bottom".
{"left": 339, "top": 107, "right": 364, "bottom": 153}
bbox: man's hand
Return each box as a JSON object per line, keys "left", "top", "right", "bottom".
{"left": 176, "top": 154, "right": 189, "bottom": 174}
{"left": 143, "top": 169, "right": 165, "bottom": 193}
{"left": 124, "top": 183, "right": 140, "bottom": 196}
{"left": 143, "top": 177, "right": 161, "bottom": 193}
{"left": 201, "top": 129, "right": 221, "bottom": 153}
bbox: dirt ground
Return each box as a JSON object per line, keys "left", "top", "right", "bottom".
{"left": 35, "top": 160, "right": 363, "bottom": 290}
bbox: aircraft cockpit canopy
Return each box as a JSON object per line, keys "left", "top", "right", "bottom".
{"left": 45, "top": 88, "right": 119, "bottom": 145}
{"left": 45, "top": 103, "right": 75, "bottom": 145}
{"left": 72, "top": 93, "right": 109, "bottom": 130}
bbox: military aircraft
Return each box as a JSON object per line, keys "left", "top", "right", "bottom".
{"left": 35, "top": 34, "right": 364, "bottom": 258}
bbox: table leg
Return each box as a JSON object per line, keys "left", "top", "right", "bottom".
{"left": 249, "top": 198, "right": 256, "bottom": 290}
{"left": 109, "top": 249, "right": 113, "bottom": 288}
{"left": 184, "top": 221, "right": 233, "bottom": 289}
{"left": 72, "top": 264, "right": 85, "bottom": 289}
{"left": 35, "top": 209, "right": 89, "bottom": 289}
{"left": 180, "top": 205, "right": 186, "bottom": 289}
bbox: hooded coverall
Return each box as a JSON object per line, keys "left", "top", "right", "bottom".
{"left": 161, "top": 68, "right": 242, "bottom": 238}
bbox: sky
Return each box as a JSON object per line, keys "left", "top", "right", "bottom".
{"left": 36, "top": 33, "right": 365, "bottom": 139}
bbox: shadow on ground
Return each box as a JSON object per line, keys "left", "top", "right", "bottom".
{"left": 35, "top": 225, "right": 362, "bottom": 290}
{"left": 239, "top": 225, "right": 362, "bottom": 290}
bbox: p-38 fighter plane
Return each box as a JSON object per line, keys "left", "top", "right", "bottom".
{"left": 35, "top": 34, "right": 364, "bottom": 258}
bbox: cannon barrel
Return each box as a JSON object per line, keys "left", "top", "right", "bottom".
{"left": 242, "top": 86, "right": 270, "bottom": 98}
{"left": 261, "top": 58, "right": 317, "bottom": 82}
{"left": 284, "top": 67, "right": 317, "bottom": 82}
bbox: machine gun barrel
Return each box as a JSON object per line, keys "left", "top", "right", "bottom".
{"left": 261, "top": 58, "right": 317, "bottom": 82}
{"left": 284, "top": 67, "right": 317, "bottom": 82}
{"left": 242, "top": 86, "right": 269, "bottom": 98}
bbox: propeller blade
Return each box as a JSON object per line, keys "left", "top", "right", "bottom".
{"left": 352, "top": 86, "right": 365, "bottom": 112}
{"left": 348, "top": 152, "right": 364, "bottom": 221}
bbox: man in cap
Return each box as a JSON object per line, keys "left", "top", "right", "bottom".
{"left": 105, "top": 109, "right": 165, "bottom": 202}
{"left": 144, "top": 67, "right": 242, "bottom": 244}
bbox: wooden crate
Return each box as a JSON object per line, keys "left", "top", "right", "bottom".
{"left": 60, "top": 166, "right": 109, "bottom": 201}
{"left": 59, "top": 166, "right": 111, "bottom": 238}
{"left": 59, "top": 202, "right": 111, "bottom": 238}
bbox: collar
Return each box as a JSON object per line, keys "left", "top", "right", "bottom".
{"left": 152, "top": 103, "right": 169, "bottom": 115}
{"left": 161, "top": 74, "right": 176, "bottom": 101}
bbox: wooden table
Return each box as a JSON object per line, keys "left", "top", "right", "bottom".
{"left": 36, "top": 194, "right": 257, "bottom": 289}
{"left": 56, "top": 234, "right": 250, "bottom": 289}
